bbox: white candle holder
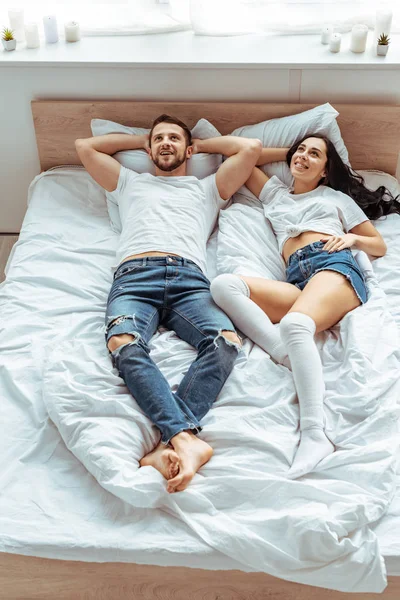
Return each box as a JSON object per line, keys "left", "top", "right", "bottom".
{"left": 321, "top": 25, "right": 333, "bottom": 45}
{"left": 374, "top": 8, "right": 393, "bottom": 42}
{"left": 329, "top": 33, "right": 341, "bottom": 53}
{"left": 25, "top": 23, "right": 40, "bottom": 49}
{"left": 8, "top": 9, "right": 24, "bottom": 42}
{"left": 350, "top": 24, "right": 368, "bottom": 53}
{"left": 43, "top": 15, "right": 59, "bottom": 44}
{"left": 64, "top": 21, "right": 81, "bottom": 43}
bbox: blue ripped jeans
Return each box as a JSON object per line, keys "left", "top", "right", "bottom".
{"left": 105, "top": 255, "right": 240, "bottom": 444}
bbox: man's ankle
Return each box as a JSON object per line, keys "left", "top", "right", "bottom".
{"left": 171, "top": 430, "right": 196, "bottom": 447}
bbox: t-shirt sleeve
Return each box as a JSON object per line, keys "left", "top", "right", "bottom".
{"left": 107, "top": 165, "right": 139, "bottom": 205}
{"left": 200, "top": 173, "right": 226, "bottom": 211}
{"left": 259, "top": 176, "right": 289, "bottom": 207}
{"left": 334, "top": 191, "right": 369, "bottom": 232}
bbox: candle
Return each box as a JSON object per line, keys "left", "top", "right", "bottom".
{"left": 25, "top": 23, "right": 40, "bottom": 49}
{"left": 8, "top": 9, "right": 24, "bottom": 42}
{"left": 43, "top": 15, "right": 59, "bottom": 44}
{"left": 329, "top": 33, "right": 341, "bottom": 53}
{"left": 350, "top": 24, "right": 368, "bottom": 53}
{"left": 64, "top": 21, "right": 81, "bottom": 43}
{"left": 321, "top": 25, "right": 333, "bottom": 45}
{"left": 375, "top": 8, "right": 393, "bottom": 40}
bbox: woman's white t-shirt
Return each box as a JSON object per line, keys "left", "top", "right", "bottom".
{"left": 108, "top": 166, "right": 225, "bottom": 273}
{"left": 259, "top": 176, "right": 369, "bottom": 254}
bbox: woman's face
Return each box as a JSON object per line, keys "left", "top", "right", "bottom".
{"left": 290, "top": 137, "right": 328, "bottom": 186}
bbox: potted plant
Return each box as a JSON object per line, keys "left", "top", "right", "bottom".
{"left": 377, "top": 33, "right": 390, "bottom": 56}
{"left": 2, "top": 27, "right": 16, "bottom": 51}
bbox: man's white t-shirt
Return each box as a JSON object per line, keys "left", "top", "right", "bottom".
{"left": 260, "top": 176, "right": 369, "bottom": 255}
{"left": 108, "top": 166, "right": 225, "bottom": 274}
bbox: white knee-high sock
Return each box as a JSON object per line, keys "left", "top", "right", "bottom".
{"left": 280, "top": 312, "right": 334, "bottom": 478}
{"left": 354, "top": 250, "right": 375, "bottom": 283}
{"left": 280, "top": 312, "right": 324, "bottom": 430}
{"left": 210, "top": 274, "right": 289, "bottom": 366}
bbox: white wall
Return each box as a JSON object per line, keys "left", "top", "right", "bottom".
{"left": 1, "top": 65, "right": 400, "bottom": 232}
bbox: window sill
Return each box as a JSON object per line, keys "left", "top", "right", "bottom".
{"left": 0, "top": 30, "right": 399, "bottom": 69}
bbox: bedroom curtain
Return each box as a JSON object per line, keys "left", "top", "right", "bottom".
{"left": 179, "top": 0, "right": 399, "bottom": 36}
{"left": 2, "top": 1, "right": 398, "bottom": 36}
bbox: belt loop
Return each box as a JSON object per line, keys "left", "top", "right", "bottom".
{"left": 143, "top": 257, "right": 147, "bottom": 266}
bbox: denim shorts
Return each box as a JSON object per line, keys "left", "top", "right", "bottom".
{"left": 286, "top": 241, "right": 368, "bottom": 304}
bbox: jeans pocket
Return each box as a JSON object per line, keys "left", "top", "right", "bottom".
{"left": 114, "top": 265, "right": 141, "bottom": 281}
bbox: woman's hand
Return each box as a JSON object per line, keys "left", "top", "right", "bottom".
{"left": 320, "top": 234, "right": 357, "bottom": 253}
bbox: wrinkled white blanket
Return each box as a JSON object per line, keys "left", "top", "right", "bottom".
{"left": 1, "top": 168, "right": 400, "bottom": 592}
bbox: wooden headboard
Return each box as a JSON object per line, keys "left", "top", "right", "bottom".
{"left": 31, "top": 100, "right": 400, "bottom": 178}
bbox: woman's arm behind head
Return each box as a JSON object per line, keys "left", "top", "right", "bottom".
{"left": 245, "top": 167, "right": 270, "bottom": 198}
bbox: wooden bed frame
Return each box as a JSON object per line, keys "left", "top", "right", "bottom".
{"left": 2, "top": 100, "right": 400, "bottom": 600}
{"left": 32, "top": 100, "right": 400, "bottom": 177}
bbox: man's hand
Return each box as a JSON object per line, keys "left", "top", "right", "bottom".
{"left": 191, "top": 138, "right": 201, "bottom": 155}
{"left": 191, "top": 136, "right": 261, "bottom": 200}
{"left": 143, "top": 133, "right": 150, "bottom": 153}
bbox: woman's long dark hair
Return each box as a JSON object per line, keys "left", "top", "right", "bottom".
{"left": 286, "top": 133, "right": 400, "bottom": 220}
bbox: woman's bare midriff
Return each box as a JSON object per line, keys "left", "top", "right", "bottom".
{"left": 121, "top": 251, "right": 181, "bottom": 265}
{"left": 282, "top": 231, "right": 331, "bottom": 263}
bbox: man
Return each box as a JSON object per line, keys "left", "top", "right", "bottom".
{"left": 75, "top": 114, "right": 261, "bottom": 493}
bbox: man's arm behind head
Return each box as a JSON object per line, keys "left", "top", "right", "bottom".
{"left": 75, "top": 133, "right": 148, "bottom": 193}
{"left": 195, "top": 136, "right": 262, "bottom": 201}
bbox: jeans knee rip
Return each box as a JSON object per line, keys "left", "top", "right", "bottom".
{"left": 110, "top": 333, "right": 141, "bottom": 360}
{"left": 213, "top": 329, "right": 242, "bottom": 351}
{"left": 105, "top": 314, "right": 138, "bottom": 333}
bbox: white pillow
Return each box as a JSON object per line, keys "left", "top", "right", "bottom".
{"left": 231, "top": 103, "right": 349, "bottom": 188}
{"left": 91, "top": 118, "right": 222, "bottom": 233}
{"left": 217, "top": 199, "right": 285, "bottom": 282}
{"left": 357, "top": 169, "right": 400, "bottom": 199}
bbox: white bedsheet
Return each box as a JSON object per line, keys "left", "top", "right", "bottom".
{"left": 1, "top": 168, "right": 400, "bottom": 593}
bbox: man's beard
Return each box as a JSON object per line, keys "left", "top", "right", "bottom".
{"left": 152, "top": 151, "right": 186, "bottom": 172}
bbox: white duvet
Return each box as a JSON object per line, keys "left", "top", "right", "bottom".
{"left": 1, "top": 167, "right": 400, "bottom": 593}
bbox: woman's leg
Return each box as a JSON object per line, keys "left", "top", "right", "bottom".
{"left": 280, "top": 270, "right": 361, "bottom": 479}
{"left": 210, "top": 274, "right": 300, "bottom": 365}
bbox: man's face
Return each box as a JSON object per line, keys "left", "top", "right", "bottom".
{"left": 148, "top": 123, "right": 192, "bottom": 172}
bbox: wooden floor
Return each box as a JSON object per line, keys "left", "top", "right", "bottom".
{"left": 0, "top": 552, "right": 399, "bottom": 600}
{"left": 0, "top": 235, "right": 18, "bottom": 283}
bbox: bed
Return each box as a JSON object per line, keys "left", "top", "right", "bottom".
{"left": 1, "top": 100, "right": 400, "bottom": 599}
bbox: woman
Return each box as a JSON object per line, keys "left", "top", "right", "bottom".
{"left": 210, "top": 134, "right": 400, "bottom": 479}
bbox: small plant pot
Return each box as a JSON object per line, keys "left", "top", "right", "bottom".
{"left": 2, "top": 38, "right": 16, "bottom": 51}
{"left": 377, "top": 44, "right": 389, "bottom": 56}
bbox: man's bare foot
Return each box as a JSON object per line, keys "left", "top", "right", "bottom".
{"left": 167, "top": 431, "right": 213, "bottom": 493}
{"left": 140, "top": 441, "right": 180, "bottom": 480}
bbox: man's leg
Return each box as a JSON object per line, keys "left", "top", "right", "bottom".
{"left": 105, "top": 264, "right": 204, "bottom": 481}
{"left": 162, "top": 264, "right": 241, "bottom": 491}
{"left": 165, "top": 270, "right": 241, "bottom": 422}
